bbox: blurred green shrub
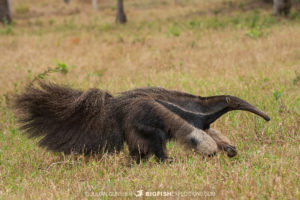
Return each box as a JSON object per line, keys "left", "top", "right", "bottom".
{"left": 15, "top": 3, "right": 30, "bottom": 14}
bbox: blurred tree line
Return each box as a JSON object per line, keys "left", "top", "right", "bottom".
{"left": 0, "top": 0, "right": 298, "bottom": 24}
{"left": 0, "top": 0, "right": 11, "bottom": 24}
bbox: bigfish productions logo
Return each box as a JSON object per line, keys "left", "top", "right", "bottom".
{"left": 85, "top": 190, "right": 215, "bottom": 198}
{"left": 138, "top": 190, "right": 215, "bottom": 197}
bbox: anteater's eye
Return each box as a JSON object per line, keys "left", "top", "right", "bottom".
{"left": 190, "top": 137, "right": 199, "bottom": 147}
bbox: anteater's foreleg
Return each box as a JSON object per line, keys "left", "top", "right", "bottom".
{"left": 205, "top": 128, "right": 237, "bottom": 157}
{"left": 125, "top": 99, "right": 218, "bottom": 162}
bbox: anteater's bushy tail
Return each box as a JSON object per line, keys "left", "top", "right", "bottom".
{"left": 15, "top": 82, "right": 123, "bottom": 154}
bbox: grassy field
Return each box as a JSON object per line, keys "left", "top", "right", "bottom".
{"left": 0, "top": 0, "right": 299, "bottom": 199}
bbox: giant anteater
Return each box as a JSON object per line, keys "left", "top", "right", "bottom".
{"left": 14, "top": 82, "right": 270, "bottom": 163}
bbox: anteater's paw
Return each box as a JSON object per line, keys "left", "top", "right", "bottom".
{"left": 165, "top": 157, "right": 174, "bottom": 163}
{"left": 157, "top": 156, "right": 174, "bottom": 164}
{"left": 224, "top": 145, "right": 237, "bottom": 158}
{"left": 208, "top": 151, "right": 217, "bottom": 157}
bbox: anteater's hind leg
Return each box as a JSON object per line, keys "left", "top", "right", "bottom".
{"left": 126, "top": 125, "right": 169, "bottom": 163}
{"left": 205, "top": 128, "right": 237, "bottom": 157}
{"left": 129, "top": 150, "right": 147, "bottom": 164}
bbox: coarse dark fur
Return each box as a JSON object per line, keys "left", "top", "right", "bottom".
{"left": 14, "top": 82, "right": 270, "bottom": 163}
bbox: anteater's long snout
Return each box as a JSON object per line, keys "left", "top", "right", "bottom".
{"left": 228, "top": 96, "right": 270, "bottom": 121}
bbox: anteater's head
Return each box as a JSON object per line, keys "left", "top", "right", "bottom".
{"left": 198, "top": 95, "right": 270, "bottom": 128}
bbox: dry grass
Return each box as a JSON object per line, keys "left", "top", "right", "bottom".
{"left": 0, "top": 0, "right": 299, "bottom": 199}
